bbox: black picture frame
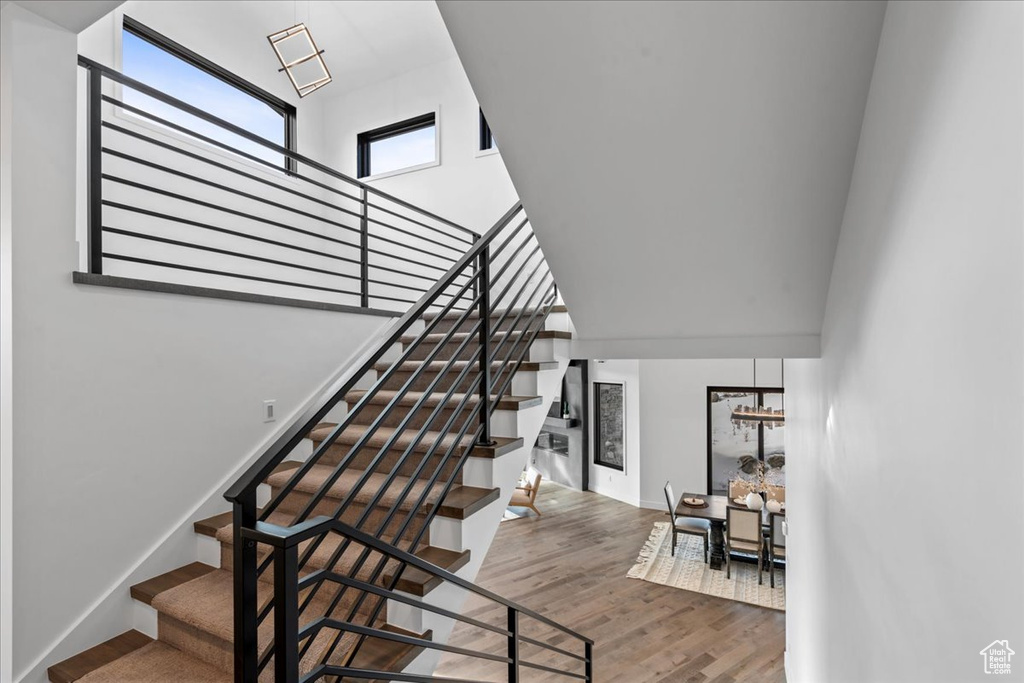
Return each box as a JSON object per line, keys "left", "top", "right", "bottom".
{"left": 706, "top": 386, "right": 784, "bottom": 495}
{"left": 594, "top": 381, "right": 625, "bottom": 472}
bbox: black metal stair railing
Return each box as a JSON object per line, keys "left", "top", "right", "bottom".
{"left": 78, "top": 56, "right": 478, "bottom": 312}
{"left": 224, "top": 203, "right": 593, "bottom": 682}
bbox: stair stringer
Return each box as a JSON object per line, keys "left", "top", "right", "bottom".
{"left": 393, "top": 312, "right": 575, "bottom": 677}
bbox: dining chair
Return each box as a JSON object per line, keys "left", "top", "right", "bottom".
{"left": 725, "top": 506, "right": 764, "bottom": 583}
{"left": 768, "top": 512, "right": 786, "bottom": 588}
{"left": 510, "top": 469, "right": 543, "bottom": 516}
{"left": 728, "top": 479, "right": 754, "bottom": 500}
{"left": 766, "top": 485, "right": 786, "bottom": 504}
{"left": 664, "top": 482, "right": 710, "bottom": 562}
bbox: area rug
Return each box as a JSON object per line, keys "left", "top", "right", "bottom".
{"left": 626, "top": 521, "right": 785, "bottom": 611}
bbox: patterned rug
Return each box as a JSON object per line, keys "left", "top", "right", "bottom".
{"left": 626, "top": 521, "right": 785, "bottom": 611}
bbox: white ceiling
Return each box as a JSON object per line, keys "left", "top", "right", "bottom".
{"left": 12, "top": 0, "right": 123, "bottom": 31}
{"left": 438, "top": 0, "right": 888, "bottom": 358}
{"left": 223, "top": 0, "right": 457, "bottom": 96}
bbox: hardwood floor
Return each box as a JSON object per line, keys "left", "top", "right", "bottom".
{"left": 434, "top": 483, "right": 786, "bottom": 682}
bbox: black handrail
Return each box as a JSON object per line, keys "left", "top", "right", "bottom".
{"left": 243, "top": 516, "right": 594, "bottom": 675}
{"left": 77, "top": 56, "right": 477, "bottom": 312}
{"left": 221, "top": 199, "right": 590, "bottom": 682}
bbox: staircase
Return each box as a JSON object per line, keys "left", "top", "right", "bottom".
{"left": 48, "top": 59, "right": 591, "bottom": 683}
{"left": 47, "top": 209, "right": 587, "bottom": 681}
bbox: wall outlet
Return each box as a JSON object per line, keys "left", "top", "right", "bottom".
{"left": 263, "top": 399, "right": 276, "bottom": 423}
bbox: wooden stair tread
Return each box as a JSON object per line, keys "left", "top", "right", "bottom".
{"left": 428, "top": 485, "right": 501, "bottom": 520}
{"left": 129, "top": 562, "right": 216, "bottom": 606}
{"left": 344, "top": 389, "right": 543, "bottom": 412}
{"left": 194, "top": 511, "right": 233, "bottom": 538}
{"left": 384, "top": 547, "right": 471, "bottom": 597}
{"left": 351, "top": 624, "right": 433, "bottom": 674}
{"left": 47, "top": 630, "right": 154, "bottom": 683}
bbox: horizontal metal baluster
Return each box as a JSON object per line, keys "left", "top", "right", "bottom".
{"left": 364, "top": 200, "right": 474, "bottom": 245}
{"left": 103, "top": 201, "right": 362, "bottom": 266}
{"left": 102, "top": 148, "right": 364, "bottom": 232}
{"left": 102, "top": 254, "right": 362, "bottom": 298}
{"left": 101, "top": 122, "right": 364, "bottom": 217}
{"left": 365, "top": 216, "right": 469, "bottom": 255}
{"left": 366, "top": 231, "right": 460, "bottom": 262}
{"left": 100, "top": 95, "right": 365, "bottom": 204}
{"left": 102, "top": 174, "right": 360, "bottom": 247}
{"left": 84, "top": 58, "right": 476, "bottom": 237}
{"left": 102, "top": 227, "right": 363, "bottom": 282}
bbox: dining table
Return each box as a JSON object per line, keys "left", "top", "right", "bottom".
{"left": 674, "top": 493, "right": 781, "bottom": 571}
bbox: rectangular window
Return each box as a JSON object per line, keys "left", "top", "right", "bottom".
{"left": 121, "top": 16, "right": 297, "bottom": 170}
{"left": 479, "top": 109, "right": 497, "bottom": 151}
{"left": 357, "top": 113, "right": 437, "bottom": 179}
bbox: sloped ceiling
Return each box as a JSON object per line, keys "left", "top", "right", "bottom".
{"left": 438, "top": 0, "right": 887, "bottom": 358}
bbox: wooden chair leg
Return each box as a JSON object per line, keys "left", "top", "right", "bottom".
{"left": 703, "top": 534, "right": 709, "bottom": 563}
{"left": 726, "top": 546, "right": 731, "bottom": 579}
{"left": 671, "top": 531, "right": 676, "bottom": 556}
{"left": 531, "top": 504, "right": 542, "bottom": 516}
{"left": 770, "top": 550, "right": 775, "bottom": 588}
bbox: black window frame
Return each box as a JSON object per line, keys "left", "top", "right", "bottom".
{"left": 122, "top": 16, "right": 298, "bottom": 173}
{"left": 479, "top": 109, "right": 496, "bottom": 151}
{"left": 705, "top": 386, "right": 785, "bottom": 495}
{"left": 356, "top": 112, "right": 437, "bottom": 179}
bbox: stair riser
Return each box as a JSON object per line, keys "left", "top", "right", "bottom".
{"left": 272, "top": 488, "right": 435, "bottom": 546}
{"left": 307, "top": 440, "right": 466, "bottom": 481}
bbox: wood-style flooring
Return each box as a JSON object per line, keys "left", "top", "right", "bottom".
{"left": 434, "top": 483, "right": 786, "bottom": 683}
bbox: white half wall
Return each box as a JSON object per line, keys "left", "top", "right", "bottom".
{"left": 2, "top": 6, "right": 392, "bottom": 679}
{"left": 785, "top": 2, "right": 1024, "bottom": 681}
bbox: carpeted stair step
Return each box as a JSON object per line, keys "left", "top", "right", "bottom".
{"left": 341, "top": 389, "right": 543, "bottom": 430}
{"left": 146, "top": 567, "right": 424, "bottom": 679}
{"left": 51, "top": 637, "right": 230, "bottom": 683}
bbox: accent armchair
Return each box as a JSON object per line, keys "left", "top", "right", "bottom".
{"left": 510, "top": 469, "right": 543, "bottom": 516}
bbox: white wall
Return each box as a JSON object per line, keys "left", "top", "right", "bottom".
{"left": 2, "top": 6, "right": 392, "bottom": 680}
{"left": 785, "top": 2, "right": 1024, "bottom": 682}
{"left": 320, "top": 57, "right": 518, "bottom": 234}
{"left": 587, "top": 360, "right": 641, "bottom": 506}
{"left": 637, "top": 358, "right": 782, "bottom": 509}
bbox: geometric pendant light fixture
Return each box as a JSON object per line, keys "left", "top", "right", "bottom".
{"left": 267, "top": 23, "right": 332, "bottom": 98}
